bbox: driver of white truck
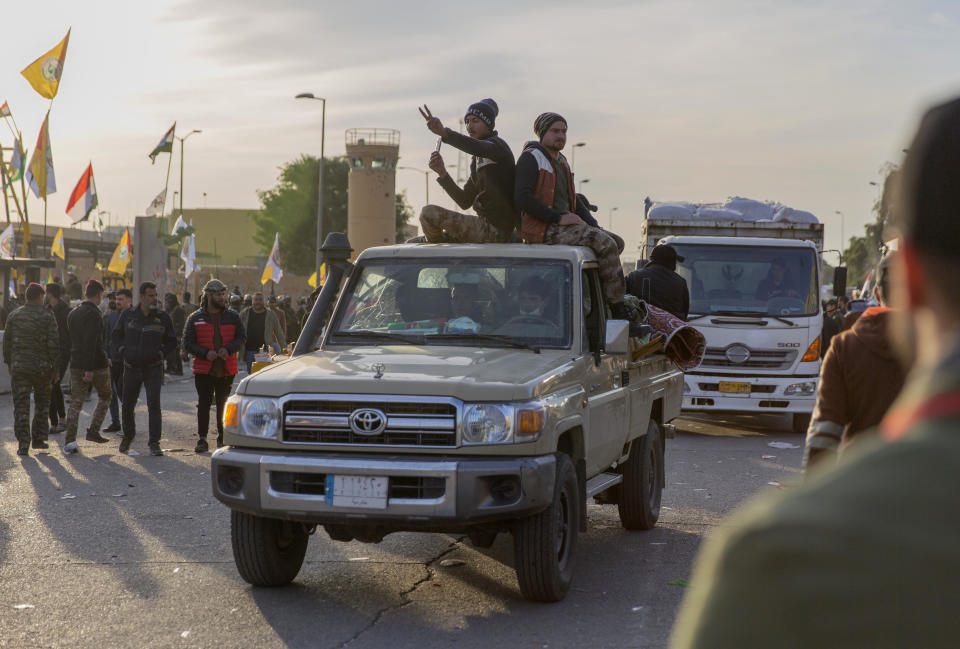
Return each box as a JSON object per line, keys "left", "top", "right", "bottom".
{"left": 755, "top": 258, "right": 799, "bottom": 300}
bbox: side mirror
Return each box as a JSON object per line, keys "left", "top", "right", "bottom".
{"left": 605, "top": 320, "right": 630, "bottom": 355}
{"left": 833, "top": 266, "right": 847, "bottom": 298}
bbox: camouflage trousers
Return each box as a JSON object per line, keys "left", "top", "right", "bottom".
{"left": 545, "top": 223, "right": 626, "bottom": 304}
{"left": 11, "top": 371, "right": 52, "bottom": 445}
{"left": 417, "top": 205, "right": 513, "bottom": 243}
{"left": 65, "top": 367, "right": 112, "bottom": 444}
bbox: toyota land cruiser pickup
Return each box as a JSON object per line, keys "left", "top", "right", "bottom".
{"left": 211, "top": 236, "right": 684, "bottom": 601}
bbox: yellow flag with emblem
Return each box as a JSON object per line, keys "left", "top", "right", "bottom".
{"left": 307, "top": 264, "right": 327, "bottom": 288}
{"left": 108, "top": 227, "right": 131, "bottom": 274}
{"left": 21, "top": 28, "right": 71, "bottom": 100}
{"left": 51, "top": 227, "right": 65, "bottom": 259}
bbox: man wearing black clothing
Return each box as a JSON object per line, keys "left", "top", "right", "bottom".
{"left": 627, "top": 245, "right": 690, "bottom": 321}
{"left": 415, "top": 100, "right": 517, "bottom": 243}
{"left": 45, "top": 283, "right": 71, "bottom": 434}
{"left": 112, "top": 282, "right": 178, "bottom": 456}
{"left": 62, "top": 280, "right": 112, "bottom": 453}
{"left": 103, "top": 288, "right": 132, "bottom": 433}
{"left": 182, "top": 279, "right": 245, "bottom": 452}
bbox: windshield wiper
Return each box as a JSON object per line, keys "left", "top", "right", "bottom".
{"left": 708, "top": 310, "right": 796, "bottom": 327}
{"left": 427, "top": 332, "right": 542, "bottom": 353}
{"left": 331, "top": 330, "right": 425, "bottom": 345}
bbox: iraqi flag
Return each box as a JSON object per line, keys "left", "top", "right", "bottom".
{"left": 66, "top": 162, "right": 98, "bottom": 224}
{"left": 149, "top": 123, "right": 175, "bottom": 164}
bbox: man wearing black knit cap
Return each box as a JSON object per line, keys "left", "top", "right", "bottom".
{"left": 515, "top": 112, "right": 629, "bottom": 318}
{"left": 415, "top": 100, "right": 516, "bottom": 243}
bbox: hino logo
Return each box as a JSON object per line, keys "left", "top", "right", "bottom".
{"left": 349, "top": 408, "right": 387, "bottom": 435}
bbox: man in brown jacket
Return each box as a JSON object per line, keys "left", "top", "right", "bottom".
{"left": 803, "top": 253, "right": 906, "bottom": 470}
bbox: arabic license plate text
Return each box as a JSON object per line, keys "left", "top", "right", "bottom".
{"left": 325, "top": 475, "right": 388, "bottom": 509}
{"left": 718, "top": 381, "right": 751, "bottom": 394}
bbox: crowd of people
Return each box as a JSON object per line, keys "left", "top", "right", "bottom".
{"left": 2, "top": 277, "right": 319, "bottom": 457}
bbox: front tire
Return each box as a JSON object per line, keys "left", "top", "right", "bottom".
{"left": 512, "top": 453, "right": 580, "bottom": 602}
{"left": 231, "top": 510, "right": 308, "bottom": 586}
{"left": 618, "top": 420, "right": 663, "bottom": 530}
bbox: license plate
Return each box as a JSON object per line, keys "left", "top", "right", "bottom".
{"left": 718, "top": 381, "right": 751, "bottom": 394}
{"left": 325, "top": 475, "right": 388, "bottom": 509}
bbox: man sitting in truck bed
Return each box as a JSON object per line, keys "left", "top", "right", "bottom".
{"left": 515, "top": 112, "right": 631, "bottom": 320}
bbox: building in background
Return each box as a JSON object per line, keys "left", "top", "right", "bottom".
{"left": 346, "top": 128, "right": 399, "bottom": 257}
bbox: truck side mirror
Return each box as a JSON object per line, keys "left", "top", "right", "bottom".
{"left": 833, "top": 266, "right": 847, "bottom": 298}
{"left": 605, "top": 320, "right": 630, "bottom": 355}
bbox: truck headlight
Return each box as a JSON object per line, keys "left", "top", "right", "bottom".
{"left": 240, "top": 398, "right": 280, "bottom": 439}
{"left": 462, "top": 404, "right": 512, "bottom": 444}
{"left": 784, "top": 381, "right": 817, "bottom": 396}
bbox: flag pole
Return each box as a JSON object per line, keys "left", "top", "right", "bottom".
{"left": 162, "top": 127, "right": 175, "bottom": 220}
{"left": 43, "top": 197, "right": 48, "bottom": 258}
{"left": 0, "top": 146, "right": 11, "bottom": 224}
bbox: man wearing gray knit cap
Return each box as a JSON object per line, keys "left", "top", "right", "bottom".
{"left": 515, "top": 112, "right": 629, "bottom": 318}
{"left": 414, "top": 100, "right": 517, "bottom": 243}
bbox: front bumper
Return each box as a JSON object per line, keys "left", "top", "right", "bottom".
{"left": 681, "top": 374, "right": 817, "bottom": 414}
{"left": 210, "top": 448, "right": 556, "bottom": 526}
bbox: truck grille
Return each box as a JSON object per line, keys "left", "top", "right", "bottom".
{"left": 283, "top": 399, "right": 458, "bottom": 447}
{"left": 700, "top": 347, "right": 797, "bottom": 370}
{"left": 269, "top": 472, "right": 446, "bottom": 499}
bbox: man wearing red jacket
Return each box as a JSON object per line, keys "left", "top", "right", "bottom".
{"left": 181, "top": 279, "right": 245, "bottom": 453}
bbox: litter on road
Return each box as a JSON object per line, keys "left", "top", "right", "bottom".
{"left": 767, "top": 442, "right": 801, "bottom": 449}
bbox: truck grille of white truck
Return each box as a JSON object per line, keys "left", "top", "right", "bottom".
{"left": 701, "top": 347, "right": 798, "bottom": 370}
{"left": 282, "top": 399, "right": 458, "bottom": 447}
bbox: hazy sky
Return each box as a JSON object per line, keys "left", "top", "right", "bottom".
{"left": 2, "top": 0, "right": 959, "bottom": 260}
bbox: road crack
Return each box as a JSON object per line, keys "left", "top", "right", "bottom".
{"left": 338, "top": 536, "right": 464, "bottom": 648}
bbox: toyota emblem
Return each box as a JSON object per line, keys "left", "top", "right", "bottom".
{"left": 349, "top": 408, "right": 387, "bottom": 435}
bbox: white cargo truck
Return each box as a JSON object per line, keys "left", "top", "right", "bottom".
{"left": 639, "top": 201, "right": 840, "bottom": 433}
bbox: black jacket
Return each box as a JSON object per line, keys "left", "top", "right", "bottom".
{"left": 437, "top": 128, "right": 517, "bottom": 234}
{"left": 112, "top": 305, "right": 178, "bottom": 367}
{"left": 48, "top": 299, "right": 71, "bottom": 366}
{"left": 514, "top": 141, "right": 598, "bottom": 227}
{"left": 103, "top": 308, "right": 123, "bottom": 362}
{"left": 68, "top": 301, "right": 109, "bottom": 371}
{"left": 626, "top": 263, "right": 690, "bottom": 321}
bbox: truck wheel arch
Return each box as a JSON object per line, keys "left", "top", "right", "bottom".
{"left": 556, "top": 425, "right": 587, "bottom": 533}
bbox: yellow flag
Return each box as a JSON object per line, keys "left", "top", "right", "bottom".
{"left": 308, "top": 263, "right": 327, "bottom": 288}
{"left": 51, "top": 226, "right": 65, "bottom": 259}
{"left": 108, "top": 227, "right": 132, "bottom": 274}
{"left": 260, "top": 232, "right": 283, "bottom": 285}
{"left": 21, "top": 28, "right": 71, "bottom": 99}
{"left": 20, "top": 222, "right": 31, "bottom": 257}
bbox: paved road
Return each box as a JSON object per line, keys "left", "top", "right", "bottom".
{"left": 0, "top": 377, "right": 805, "bottom": 649}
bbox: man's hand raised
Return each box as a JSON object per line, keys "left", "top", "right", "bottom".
{"left": 558, "top": 213, "right": 586, "bottom": 226}
{"left": 428, "top": 151, "right": 447, "bottom": 178}
{"left": 419, "top": 105, "right": 445, "bottom": 136}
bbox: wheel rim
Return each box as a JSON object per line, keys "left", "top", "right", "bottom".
{"left": 556, "top": 491, "right": 571, "bottom": 566}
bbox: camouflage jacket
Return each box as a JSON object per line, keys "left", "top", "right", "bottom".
{"left": 2, "top": 304, "right": 60, "bottom": 374}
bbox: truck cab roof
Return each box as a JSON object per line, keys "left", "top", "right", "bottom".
{"left": 358, "top": 243, "right": 599, "bottom": 265}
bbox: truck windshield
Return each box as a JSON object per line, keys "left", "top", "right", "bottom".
{"left": 329, "top": 258, "right": 572, "bottom": 349}
{"left": 670, "top": 244, "right": 819, "bottom": 317}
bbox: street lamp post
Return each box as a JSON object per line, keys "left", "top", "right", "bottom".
{"left": 834, "top": 210, "right": 845, "bottom": 262}
{"left": 398, "top": 166, "right": 430, "bottom": 205}
{"left": 177, "top": 129, "right": 202, "bottom": 218}
{"left": 608, "top": 206, "right": 619, "bottom": 229}
{"left": 296, "top": 92, "right": 326, "bottom": 277}
{"left": 571, "top": 142, "right": 586, "bottom": 173}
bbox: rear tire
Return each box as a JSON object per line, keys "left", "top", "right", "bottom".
{"left": 792, "top": 413, "right": 812, "bottom": 435}
{"left": 513, "top": 453, "right": 579, "bottom": 602}
{"left": 231, "top": 510, "right": 308, "bottom": 586}
{"left": 618, "top": 420, "right": 663, "bottom": 531}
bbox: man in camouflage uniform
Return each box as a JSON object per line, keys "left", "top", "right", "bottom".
{"left": 3, "top": 283, "right": 60, "bottom": 455}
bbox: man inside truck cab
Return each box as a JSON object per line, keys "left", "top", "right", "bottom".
{"left": 515, "top": 112, "right": 631, "bottom": 320}
{"left": 755, "top": 258, "right": 799, "bottom": 300}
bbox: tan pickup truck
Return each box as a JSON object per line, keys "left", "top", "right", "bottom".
{"left": 211, "top": 238, "right": 683, "bottom": 601}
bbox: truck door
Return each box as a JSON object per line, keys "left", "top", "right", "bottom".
{"left": 580, "top": 267, "right": 629, "bottom": 476}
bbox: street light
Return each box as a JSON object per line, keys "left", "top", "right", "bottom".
{"left": 578, "top": 178, "right": 590, "bottom": 193}
{"left": 397, "top": 166, "right": 430, "bottom": 205}
{"left": 608, "top": 206, "right": 619, "bottom": 229}
{"left": 835, "top": 210, "right": 846, "bottom": 262}
{"left": 296, "top": 92, "right": 326, "bottom": 277}
{"left": 571, "top": 142, "right": 586, "bottom": 173}
{"left": 176, "top": 129, "right": 202, "bottom": 218}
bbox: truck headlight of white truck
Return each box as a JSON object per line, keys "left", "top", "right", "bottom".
{"left": 784, "top": 381, "right": 817, "bottom": 396}
{"left": 225, "top": 395, "right": 281, "bottom": 439}
{"left": 461, "top": 403, "right": 546, "bottom": 445}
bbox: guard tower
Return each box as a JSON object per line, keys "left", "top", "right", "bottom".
{"left": 345, "top": 128, "right": 400, "bottom": 257}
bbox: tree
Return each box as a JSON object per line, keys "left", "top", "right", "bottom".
{"left": 842, "top": 163, "right": 899, "bottom": 285}
{"left": 253, "top": 155, "right": 413, "bottom": 275}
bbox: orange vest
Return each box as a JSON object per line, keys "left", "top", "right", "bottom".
{"left": 519, "top": 145, "right": 576, "bottom": 243}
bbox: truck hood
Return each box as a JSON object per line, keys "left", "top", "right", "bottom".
{"left": 238, "top": 345, "right": 576, "bottom": 401}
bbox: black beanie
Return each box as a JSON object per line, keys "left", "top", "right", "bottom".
{"left": 465, "top": 98, "right": 498, "bottom": 129}
{"left": 898, "top": 96, "right": 960, "bottom": 258}
{"left": 534, "top": 112, "right": 566, "bottom": 140}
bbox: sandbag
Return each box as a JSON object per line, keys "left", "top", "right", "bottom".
{"left": 695, "top": 206, "right": 744, "bottom": 221}
{"left": 723, "top": 197, "right": 776, "bottom": 222}
{"left": 773, "top": 206, "right": 819, "bottom": 223}
{"left": 648, "top": 203, "right": 696, "bottom": 221}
